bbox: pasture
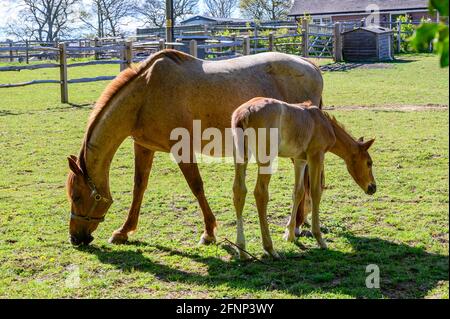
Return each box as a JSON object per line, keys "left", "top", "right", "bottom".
{"left": 0, "top": 54, "right": 448, "bottom": 298}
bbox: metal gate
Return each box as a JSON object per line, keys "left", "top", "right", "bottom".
{"left": 307, "top": 24, "right": 334, "bottom": 58}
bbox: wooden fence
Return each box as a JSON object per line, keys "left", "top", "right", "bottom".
{"left": 0, "top": 18, "right": 431, "bottom": 103}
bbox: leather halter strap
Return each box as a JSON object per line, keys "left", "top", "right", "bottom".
{"left": 70, "top": 176, "right": 112, "bottom": 223}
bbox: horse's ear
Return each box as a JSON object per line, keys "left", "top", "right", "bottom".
{"left": 361, "top": 138, "right": 375, "bottom": 150}
{"left": 67, "top": 156, "right": 83, "bottom": 175}
{"left": 358, "top": 137, "right": 364, "bottom": 142}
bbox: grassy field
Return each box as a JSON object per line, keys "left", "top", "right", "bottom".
{"left": 0, "top": 54, "right": 448, "bottom": 298}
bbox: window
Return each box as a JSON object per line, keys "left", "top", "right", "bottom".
{"left": 312, "top": 17, "right": 332, "bottom": 25}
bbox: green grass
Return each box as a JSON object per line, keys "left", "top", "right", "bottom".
{"left": 0, "top": 54, "right": 448, "bottom": 298}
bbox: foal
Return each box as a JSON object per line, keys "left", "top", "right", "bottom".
{"left": 231, "top": 98, "right": 376, "bottom": 259}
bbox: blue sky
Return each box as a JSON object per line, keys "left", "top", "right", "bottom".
{"left": 0, "top": 0, "right": 242, "bottom": 40}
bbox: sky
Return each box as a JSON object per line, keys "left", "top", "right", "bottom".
{"left": 0, "top": 0, "right": 241, "bottom": 41}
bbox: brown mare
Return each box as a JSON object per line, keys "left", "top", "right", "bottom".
{"left": 66, "top": 50, "right": 324, "bottom": 246}
{"left": 231, "top": 98, "right": 376, "bottom": 259}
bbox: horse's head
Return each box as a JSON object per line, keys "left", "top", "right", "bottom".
{"left": 66, "top": 155, "right": 112, "bottom": 245}
{"left": 346, "top": 137, "right": 376, "bottom": 195}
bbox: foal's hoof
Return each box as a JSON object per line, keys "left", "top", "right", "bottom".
{"left": 238, "top": 251, "right": 252, "bottom": 261}
{"left": 198, "top": 233, "right": 216, "bottom": 245}
{"left": 317, "top": 240, "right": 328, "bottom": 249}
{"left": 108, "top": 232, "right": 128, "bottom": 245}
{"left": 283, "top": 230, "right": 295, "bottom": 242}
{"left": 298, "top": 230, "right": 314, "bottom": 238}
{"left": 264, "top": 249, "right": 281, "bottom": 260}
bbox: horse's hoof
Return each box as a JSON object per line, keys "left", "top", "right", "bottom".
{"left": 283, "top": 230, "right": 295, "bottom": 242}
{"left": 298, "top": 230, "right": 314, "bottom": 238}
{"left": 198, "top": 233, "right": 216, "bottom": 245}
{"left": 318, "top": 240, "right": 328, "bottom": 249}
{"left": 238, "top": 251, "right": 252, "bottom": 261}
{"left": 108, "top": 232, "right": 128, "bottom": 245}
{"left": 264, "top": 249, "right": 281, "bottom": 260}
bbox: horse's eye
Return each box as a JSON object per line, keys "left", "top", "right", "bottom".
{"left": 368, "top": 161, "right": 373, "bottom": 168}
{"left": 72, "top": 196, "right": 81, "bottom": 203}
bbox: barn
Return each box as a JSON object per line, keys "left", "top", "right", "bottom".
{"left": 342, "top": 26, "right": 394, "bottom": 62}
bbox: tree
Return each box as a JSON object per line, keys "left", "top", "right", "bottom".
{"left": 239, "top": 0, "right": 291, "bottom": 21}
{"left": 134, "top": 0, "right": 199, "bottom": 27}
{"left": 6, "top": 0, "right": 79, "bottom": 42}
{"left": 410, "top": 0, "right": 449, "bottom": 67}
{"left": 79, "top": 0, "right": 133, "bottom": 37}
{"left": 204, "top": 0, "right": 237, "bottom": 18}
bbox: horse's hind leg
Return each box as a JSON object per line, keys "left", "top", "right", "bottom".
{"left": 254, "top": 170, "right": 279, "bottom": 259}
{"left": 109, "top": 143, "right": 155, "bottom": 244}
{"left": 233, "top": 160, "right": 251, "bottom": 260}
{"left": 178, "top": 162, "right": 217, "bottom": 245}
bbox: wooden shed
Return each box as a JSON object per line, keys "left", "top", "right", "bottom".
{"left": 342, "top": 26, "right": 394, "bottom": 62}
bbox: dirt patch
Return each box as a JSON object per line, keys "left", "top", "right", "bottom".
{"left": 324, "top": 104, "right": 448, "bottom": 112}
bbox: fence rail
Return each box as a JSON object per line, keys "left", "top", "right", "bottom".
{"left": 1, "top": 18, "right": 441, "bottom": 103}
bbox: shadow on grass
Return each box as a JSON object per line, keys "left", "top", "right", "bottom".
{"left": 321, "top": 58, "right": 415, "bottom": 72}
{"left": 80, "top": 233, "right": 448, "bottom": 298}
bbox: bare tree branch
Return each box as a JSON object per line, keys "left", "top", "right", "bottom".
{"left": 204, "top": 0, "right": 237, "bottom": 18}
{"left": 6, "top": 0, "right": 79, "bottom": 42}
{"left": 134, "top": 0, "right": 199, "bottom": 27}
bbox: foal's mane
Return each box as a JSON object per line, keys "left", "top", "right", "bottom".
{"left": 78, "top": 49, "right": 193, "bottom": 171}
{"left": 321, "top": 111, "right": 356, "bottom": 142}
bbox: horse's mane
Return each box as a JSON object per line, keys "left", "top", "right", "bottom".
{"left": 78, "top": 49, "right": 193, "bottom": 171}
{"left": 321, "top": 111, "right": 356, "bottom": 141}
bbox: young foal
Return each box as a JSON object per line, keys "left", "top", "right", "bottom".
{"left": 231, "top": 98, "right": 376, "bottom": 259}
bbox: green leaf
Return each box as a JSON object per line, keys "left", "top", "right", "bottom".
{"left": 410, "top": 23, "right": 439, "bottom": 52}
{"left": 430, "top": 0, "right": 449, "bottom": 16}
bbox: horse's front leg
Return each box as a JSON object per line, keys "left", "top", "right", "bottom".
{"left": 109, "top": 143, "right": 155, "bottom": 244}
{"left": 284, "top": 159, "right": 307, "bottom": 242}
{"left": 177, "top": 161, "right": 217, "bottom": 245}
{"left": 308, "top": 152, "right": 327, "bottom": 249}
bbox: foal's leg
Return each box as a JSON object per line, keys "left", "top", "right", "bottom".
{"left": 109, "top": 143, "right": 155, "bottom": 244}
{"left": 284, "top": 159, "right": 307, "bottom": 242}
{"left": 308, "top": 153, "right": 327, "bottom": 249}
{"left": 254, "top": 170, "right": 279, "bottom": 259}
{"left": 233, "top": 160, "right": 251, "bottom": 260}
{"left": 178, "top": 162, "right": 217, "bottom": 245}
{"left": 295, "top": 166, "right": 312, "bottom": 237}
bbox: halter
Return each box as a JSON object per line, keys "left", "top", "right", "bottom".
{"left": 70, "top": 176, "right": 113, "bottom": 223}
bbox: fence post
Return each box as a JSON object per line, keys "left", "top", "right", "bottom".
{"left": 120, "top": 41, "right": 132, "bottom": 71}
{"left": 333, "top": 22, "right": 343, "bottom": 62}
{"left": 231, "top": 33, "right": 237, "bottom": 54}
{"left": 268, "top": 32, "right": 274, "bottom": 51}
{"left": 243, "top": 36, "right": 250, "bottom": 55}
{"left": 25, "top": 39, "right": 29, "bottom": 64}
{"left": 189, "top": 40, "right": 198, "bottom": 57}
{"left": 94, "top": 37, "right": 100, "bottom": 60}
{"left": 301, "top": 19, "right": 309, "bottom": 57}
{"left": 397, "top": 21, "right": 401, "bottom": 53}
{"left": 158, "top": 38, "right": 166, "bottom": 51}
{"left": 9, "top": 41, "right": 13, "bottom": 62}
{"left": 59, "top": 42, "right": 68, "bottom": 104}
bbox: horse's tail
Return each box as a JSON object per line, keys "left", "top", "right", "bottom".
{"left": 232, "top": 104, "right": 253, "bottom": 162}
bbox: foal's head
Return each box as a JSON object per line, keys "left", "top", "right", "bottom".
{"left": 66, "top": 155, "right": 112, "bottom": 245}
{"left": 346, "top": 137, "right": 376, "bottom": 195}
